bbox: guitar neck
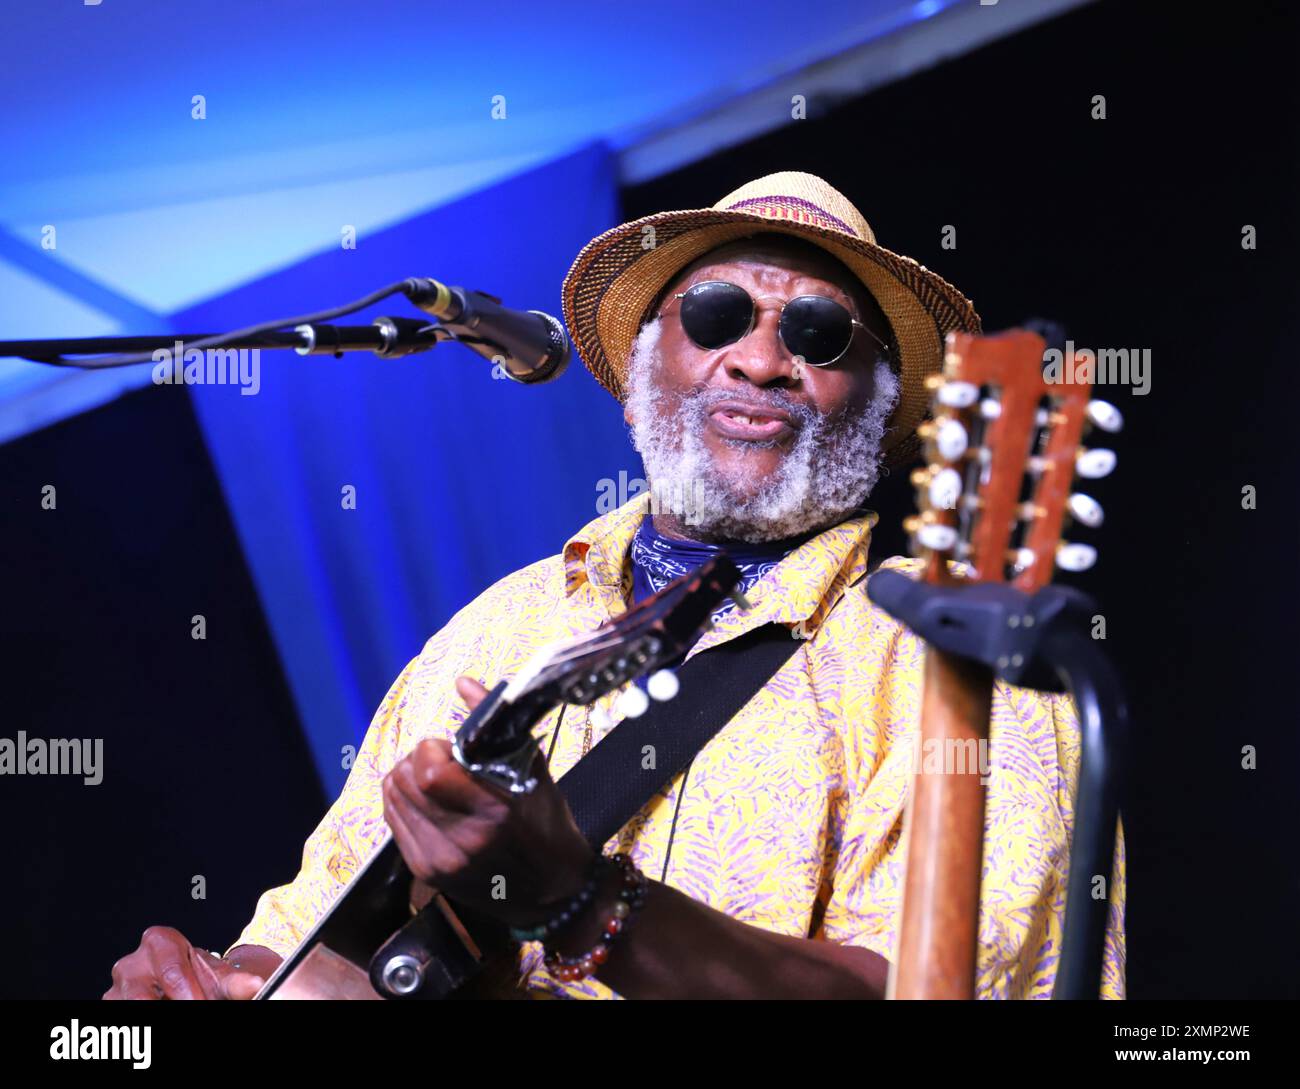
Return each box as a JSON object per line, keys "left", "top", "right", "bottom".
{"left": 888, "top": 648, "right": 993, "bottom": 999}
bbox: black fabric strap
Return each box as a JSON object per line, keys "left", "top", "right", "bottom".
{"left": 557, "top": 623, "right": 804, "bottom": 848}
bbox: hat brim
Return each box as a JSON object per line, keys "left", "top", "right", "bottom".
{"left": 561, "top": 208, "right": 981, "bottom": 466}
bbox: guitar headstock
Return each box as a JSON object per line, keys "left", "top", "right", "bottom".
{"left": 514, "top": 553, "right": 744, "bottom": 707}
{"left": 453, "top": 554, "right": 744, "bottom": 790}
{"left": 905, "top": 329, "right": 1121, "bottom": 591}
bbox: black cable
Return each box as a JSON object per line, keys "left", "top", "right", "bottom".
{"left": 660, "top": 757, "right": 695, "bottom": 883}
{"left": 543, "top": 704, "right": 567, "bottom": 771}
{"left": 28, "top": 280, "right": 415, "bottom": 369}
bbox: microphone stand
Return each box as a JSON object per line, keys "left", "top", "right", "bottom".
{"left": 0, "top": 277, "right": 568, "bottom": 385}
{"left": 0, "top": 316, "right": 449, "bottom": 364}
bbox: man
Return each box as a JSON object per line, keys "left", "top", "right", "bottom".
{"left": 104, "top": 172, "right": 1126, "bottom": 1000}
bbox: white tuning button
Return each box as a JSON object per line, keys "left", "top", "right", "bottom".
{"left": 937, "top": 380, "right": 978, "bottom": 408}
{"left": 1075, "top": 448, "right": 1117, "bottom": 479}
{"left": 646, "top": 669, "right": 680, "bottom": 702}
{"left": 917, "top": 523, "right": 959, "bottom": 552}
{"left": 935, "top": 419, "right": 968, "bottom": 460}
{"left": 1056, "top": 542, "right": 1097, "bottom": 572}
{"left": 1067, "top": 493, "right": 1104, "bottom": 528}
{"left": 1013, "top": 547, "right": 1037, "bottom": 572}
{"left": 979, "top": 398, "right": 1002, "bottom": 420}
{"left": 928, "top": 468, "right": 962, "bottom": 511}
{"left": 1086, "top": 399, "right": 1124, "bottom": 433}
{"left": 616, "top": 685, "right": 650, "bottom": 719}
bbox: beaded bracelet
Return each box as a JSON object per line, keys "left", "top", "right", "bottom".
{"left": 544, "top": 852, "right": 648, "bottom": 983}
{"left": 508, "top": 855, "right": 605, "bottom": 944}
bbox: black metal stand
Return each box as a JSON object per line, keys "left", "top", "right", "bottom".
{"left": 0, "top": 316, "right": 446, "bottom": 364}
{"left": 867, "top": 570, "right": 1128, "bottom": 1000}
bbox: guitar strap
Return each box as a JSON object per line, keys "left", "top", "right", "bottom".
{"left": 556, "top": 622, "right": 804, "bottom": 848}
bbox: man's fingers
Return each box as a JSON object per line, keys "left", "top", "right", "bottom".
{"left": 120, "top": 981, "right": 162, "bottom": 1000}
{"left": 404, "top": 739, "right": 507, "bottom": 816}
{"left": 104, "top": 977, "right": 158, "bottom": 1001}
{"left": 455, "top": 675, "right": 490, "bottom": 710}
{"left": 220, "top": 971, "right": 266, "bottom": 1001}
{"left": 189, "top": 946, "right": 265, "bottom": 1000}
{"left": 391, "top": 756, "right": 468, "bottom": 823}
{"left": 144, "top": 931, "right": 204, "bottom": 1001}
{"left": 383, "top": 776, "right": 469, "bottom": 883}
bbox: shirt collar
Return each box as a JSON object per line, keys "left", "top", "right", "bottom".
{"left": 562, "top": 491, "right": 877, "bottom": 645}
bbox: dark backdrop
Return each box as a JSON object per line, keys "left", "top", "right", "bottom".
{"left": 2, "top": 0, "right": 1296, "bottom": 999}
{"left": 624, "top": 0, "right": 1300, "bottom": 998}
{"left": 0, "top": 388, "right": 326, "bottom": 999}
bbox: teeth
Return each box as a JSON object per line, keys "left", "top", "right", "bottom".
{"left": 733, "top": 414, "right": 752, "bottom": 425}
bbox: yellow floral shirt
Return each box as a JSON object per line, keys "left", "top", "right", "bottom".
{"left": 235, "top": 491, "right": 1126, "bottom": 999}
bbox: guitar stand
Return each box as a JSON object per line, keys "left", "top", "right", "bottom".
{"left": 867, "top": 570, "right": 1129, "bottom": 1000}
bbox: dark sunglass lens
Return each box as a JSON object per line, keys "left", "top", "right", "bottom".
{"left": 678, "top": 282, "right": 753, "bottom": 350}
{"left": 780, "top": 295, "right": 854, "bottom": 364}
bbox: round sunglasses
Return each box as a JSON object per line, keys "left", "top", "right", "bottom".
{"left": 661, "top": 280, "right": 890, "bottom": 367}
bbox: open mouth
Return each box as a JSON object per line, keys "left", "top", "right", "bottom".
{"left": 708, "top": 405, "right": 795, "bottom": 442}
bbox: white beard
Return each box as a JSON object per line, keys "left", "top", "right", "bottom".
{"left": 624, "top": 318, "right": 900, "bottom": 543}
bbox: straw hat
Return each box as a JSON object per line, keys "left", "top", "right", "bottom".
{"left": 560, "top": 171, "right": 981, "bottom": 465}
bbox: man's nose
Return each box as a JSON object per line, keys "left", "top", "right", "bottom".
{"left": 718, "top": 307, "right": 796, "bottom": 387}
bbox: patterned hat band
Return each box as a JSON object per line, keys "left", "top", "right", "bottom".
{"left": 723, "top": 195, "right": 861, "bottom": 238}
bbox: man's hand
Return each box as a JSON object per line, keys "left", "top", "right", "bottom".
{"left": 103, "top": 928, "right": 278, "bottom": 1000}
{"left": 382, "top": 676, "right": 595, "bottom": 928}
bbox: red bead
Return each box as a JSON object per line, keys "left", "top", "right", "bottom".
{"left": 590, "top": 944, "right": 609, "bottom": 965}
{"left": 604, "top": 917, "right": 623, "bottom": 937}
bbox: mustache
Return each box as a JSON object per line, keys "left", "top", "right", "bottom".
{"left": 679, "top": 385, "right": 818, "bottom": 429}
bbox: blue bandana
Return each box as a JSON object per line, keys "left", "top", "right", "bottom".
{"left": 627, "top": 514, "right": 812, "bottom": 688}
{"left": 630, "top": 515, "right": 809, "bottom": 617}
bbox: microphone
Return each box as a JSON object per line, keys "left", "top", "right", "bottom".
{"left": 403, "top": 277, "right": 570, "bottom": 384}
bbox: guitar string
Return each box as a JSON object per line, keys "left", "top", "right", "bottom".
{"left": 532, "top": 623, "right": 671, "bottom": 682}
{"left": 660, "top": 758, "right": 693, "bottom": 883}
{"left": 542, "top": 703, "right": 566, "bottom": 770}
{"left": 530, "top": 582, "right": 722, "bottom": 684}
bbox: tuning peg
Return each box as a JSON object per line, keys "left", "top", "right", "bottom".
{"left": 1012, "top": 547, "right": 1037, "bottom": 572}
{"left": 1056, "top": 542, "right": 1097, "bottom": 572}
{"left": 1067, "top": 492, "right": 1104, "bottom": 528}
{"left": 936, "top": 380, "right": 979, "bottom": 408}
{"left": 729, "top": 590, "right": 753, "bottom": 612}
{"left": 917, "top": 523, "right": 959, "bottom": 551}
{"left": 928, "top": 467, "right": 962, "bottom": 510}
{"left": 979, "top": 399, "right": 1001, "bottom": 420}
{"left": 616, "top": 685, "right": 650, "bottom": 719}
{"left": 1075, "top": 448, "right": 1117, "bottom": 479}
{"left": 934, "top": 419, "right": 969, "bottom": 460}
{"left": 646, "top": 669, "right": 679, "bottom": 702}
{"left": 1086, "top": 399, "right": 1124, "bottom": 433}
